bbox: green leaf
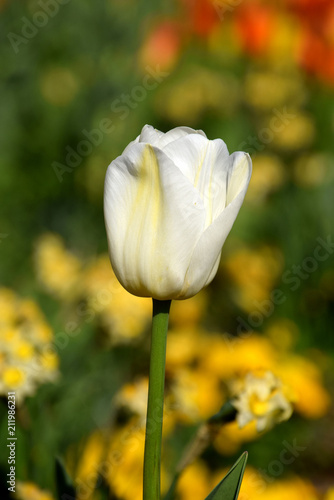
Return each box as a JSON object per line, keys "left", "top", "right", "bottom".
{"left": 55, "top": 456, "right": 76, "bottom": 500}
{"left": 204, "top": 452, "right": 248, "bottom": 500}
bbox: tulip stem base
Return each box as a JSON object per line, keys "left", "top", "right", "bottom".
{"left": 143, "top": 299, "right": 171, "bottom": 500}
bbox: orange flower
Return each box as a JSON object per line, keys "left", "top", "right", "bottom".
{"left": 138, "top": 21, "right": 181, "bottom": 72}
{"left": 182, "top": 0, "right": 219, "bottom": 38}
{"left": 298, "top": 29, "right": 334, "bottom": 84}
{"left": 234, "top": 3, "right": 275, "bottom": 56}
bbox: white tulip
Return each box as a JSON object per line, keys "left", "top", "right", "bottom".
{"left": 104, "top": 125, "right": 252, "bottom": 300}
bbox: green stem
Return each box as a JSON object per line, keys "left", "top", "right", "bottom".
{"left": 143, "top": 299, "right": 171, "bottom": 500}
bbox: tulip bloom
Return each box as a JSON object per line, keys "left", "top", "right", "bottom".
{"left": 104, "top": 125, "right": 252, "bottom": 300}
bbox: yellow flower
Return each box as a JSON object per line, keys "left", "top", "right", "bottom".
{"left": 35, "top": 233, "right": 82, "bottom": 299}
{"left": 201, "top": 328, "right": 329, "bottom": 422}
{"left": 270, "top": 112, "right": 315, "bottom": 151}
{"left": 260, "top": 476, "right": 318, "bottom": 500}
{"left": 169, "top": 290, "right": 208, "bottom": 327}
{"left": 0, "top": 288, "right": 59, "bottom": 403}
{"left": 214, "top": 468, "right": 318, "bottom": 500}
{"left": 80, "top": 254, "right": 117, "bottom": 302}
{"left": 101, "top": 286, "right": 151, "bottom": 344}
{"left": 14, "top": 341, "right": 35, "bottom": 361}
{"left": 107, "top": 422, "right": 145, "bottom": 500}
{"left": 166, "top": 327, "right": 209, "bottom": 372}
{"left": 16, "top": 481, "right": 54, "bottom": 500}
{"left": 201, "top": 334, "right": 278, "bottom": 380}
{"left": 75, "top": 431, "right": 107, "bottom": 500}
{"left": 31, "top": 323, "right": 53, "bottom": 344}
{"left": 265, "top": 318, "right": 299, "bottom": 351}
{"left": 39, "top": 67, "right": 79, "bottom": 107}
{"left": 19, "top": 299, "right": 45, "bottom": 323}
{"left": 0, "top": 288, "right": 17, "bottom": 326}
{"left": 213, "top": 420, "right": 259, "bottom": 456}
{"left": 40, "top": 351, "right": 59, "bottom": 372}
{"left": 277, "top": 356, "right": 330, "bottom": 419}
{"left": 82, "top": 255, "right": 151, "bottom": 344}
{"left": 231, "top": 371, "right": 293, "bottom": 432}
{"left": 224, "top": 245, "right": 284, "bottom": 313}
{"left": 244, "top": 70, "right": 306, "bottom": 111}
{"left": 177, "top": 460, "right": 211, "bottom": 500}
{"left": 266, "top": 14, "right": 302, "bottom": 67}
{"left": 170, "top": 367, "right": 224, "bottom": 423}
{"left": 1, "top": 328, "right": 21, "bottom": 349}
{"left": 324, "top": 488, "right": 334, "bottom": 500}
{"left": 2, "top": 366, "right": 26, "bottom": 388}
{"left": 115, "top": 377, "right": 149, "bottom": 420}
{"left": 246, "top": 154, "right": 286, "bottom": 204}
{"left": 155, "top": 67, "right": 240, "bottom": 125}
{"left": 293, "top": 153, "right": 332, "bottom": 188}
{"left": 105, "top": 418, "right": 169, "bottom": 500}
{"left": 19, "top": 300, "right": 53, "bottom": 344}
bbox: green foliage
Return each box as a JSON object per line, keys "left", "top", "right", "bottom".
{"left": 204, "top": 453, "right": 248, "bottom": 500}
{"left": 55, "top": 457, "right": 76, "bottom": 500}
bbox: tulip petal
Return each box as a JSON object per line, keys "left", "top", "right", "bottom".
{"left": 105, "top": 125, "right": 252, "bottom": 300}
{"left": 104, "top": 143, "right": 207, "bottom": 299}
{"left": 122, "top": 135, "right": 140, "bottom": 156}
{"left": 162, "top": 135, "right": 230, "bottom": 226}
{"left": 181, "top": 153, "right": 252, "bottom": 298}
{"left": 156, "top": 126, "right": 207, "bottom": 148}
{"left": 138, "top": 124, "right": 165, "bottom": 145}
{"left": 138, "top": 124, "right": 206, "bottom": 148}
{"left": 227, "top": 152, "right": 252, "bottom": 204}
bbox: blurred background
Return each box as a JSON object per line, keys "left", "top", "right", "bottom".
{"left": 0, "top": 0, "right": 334, "bottom": 499}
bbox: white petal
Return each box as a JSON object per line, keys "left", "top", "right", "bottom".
{"left": 137, "top": 124, "right": 206, "bottom": 149}
{"left": 104, "top": 143, "right": 207, "bottom": 299}
{"left": 138, "top": 124, "right": 165, "bottom": 145}
{"left": 236, "top": 410, "right": 253, "bottom": 428}
{"left": 227, "top": 152, "right": 252, "bottom": 204}
{"left": 157, "top": 126, "right": 207, "bottom": 148}
{"left": 162, "top": 135, "right": 230, "bottom": 226}
{"left": 256, "top": 417, "right": 268, "bottom": 432}
{"left": 122, "top": 136, "right": 140, "bottom": 156}
{"left": 181, "top": 155, "right": 252, "bottom": 298}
